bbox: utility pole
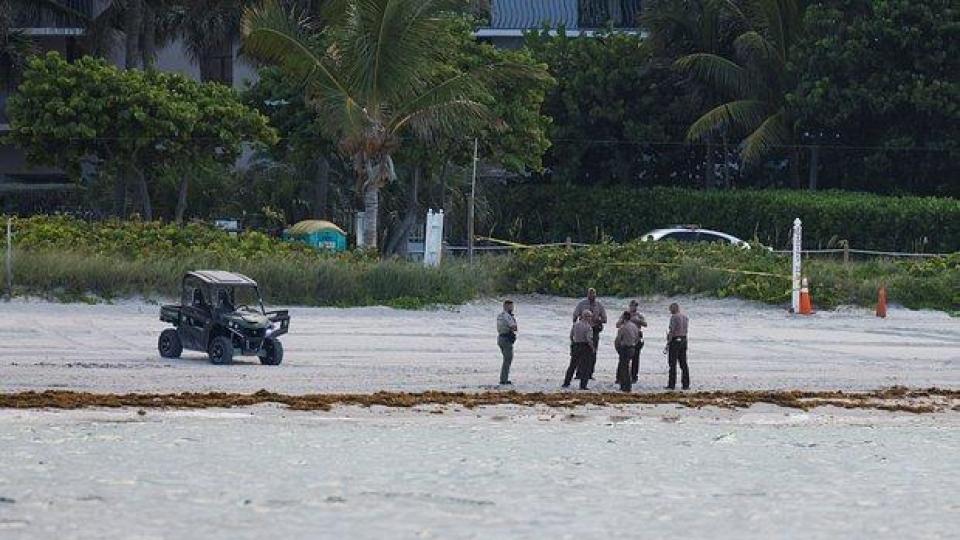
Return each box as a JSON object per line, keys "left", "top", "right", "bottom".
{"left": 468, "top": 137, "right": 478, "bottom": 264}
{"left": 5, "top": 218, "right": 12, "bottom": 301}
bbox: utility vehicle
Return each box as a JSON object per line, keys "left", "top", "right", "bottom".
{"left": 158, "top": 271, "right": 289, "bottom": 365}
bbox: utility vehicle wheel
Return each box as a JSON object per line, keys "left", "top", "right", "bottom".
{"left": 158, "top": 329, "right": 182, "bottom": 358}
{"left": 208, "top": 336, "right": 234, "bottom": 365}
{"left": 259, "top": 338, "right": 283, "bottom": 366}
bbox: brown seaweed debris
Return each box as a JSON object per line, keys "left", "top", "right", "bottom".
{"left": 0, "top": 386, "right": 957, "bottom": 414}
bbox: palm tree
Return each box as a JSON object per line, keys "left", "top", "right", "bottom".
{"left": 674, "top": 0, "right": 805, "bottom": 187}
{"left": 242, "top": 0, "right": 494, "bottom": 250}
{"left": 642, "top": 0, "right": 734, "bottom": 188}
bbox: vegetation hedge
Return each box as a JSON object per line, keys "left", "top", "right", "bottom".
{"left": 506, "top": 241, "right": 960, "bottom": 313}
{"left": 2, "top": 216, "right": 501, "bottom": 308}
{"left": 485, "top": 186, "right": 960, "bottom": 253}
{"left": 4, "top": 215, "right": 957, "bottom": 313}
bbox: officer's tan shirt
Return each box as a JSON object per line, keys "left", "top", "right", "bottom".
{"left": 497, "top": 311, "right": 517, "bottom": 335}
{"left": 615, "top": 320, "right": 640, "bottom": 348}
{"left": 570, "top": 320, "right": 594, "bottom": 347}
{"left": 573, "top": 299, "right": 607, "bottom": 325}
{"left": 668, "top": 313, "right": 689, "bottom": 339}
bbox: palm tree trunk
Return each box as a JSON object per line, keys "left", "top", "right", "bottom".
{"left": 123, "top": 0, "right": 143, "bottom": 69}
{"left": 384, "top": 165, "right": 421, "bottom": 256}
{"left": 362, "top": 179, "right": 379, "bottom": 250}
{"left": 174, "top": 174, "right": 189, "bottom": 224}
{"left": 140, "top": 2, "right": 156, "bottom": 71}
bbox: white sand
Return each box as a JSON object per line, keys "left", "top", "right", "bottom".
{"left": 0, "top": 296, "right": 957, "bottom": 393}
{"left": 0, "top": 405, "right": 958, "bottom": 539}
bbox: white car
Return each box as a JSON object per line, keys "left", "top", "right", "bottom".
{"left": 641, "top": 226, "right": 751, "bottom": 248}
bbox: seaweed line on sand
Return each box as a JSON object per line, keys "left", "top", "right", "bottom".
{"left": 0, "top": 387, "right": 958, "bottom": 414}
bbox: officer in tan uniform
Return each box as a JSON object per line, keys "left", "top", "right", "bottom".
{"left": 496, "top": 300, "right": 518, "bottom": 385}
{"left": 614, "top": 311, "right": 640, "bottom": 392}
{"left": 572, "top": 288, "right": 607, "bottom": 373}
{"left": 616, "top": 299, "right": 648, "bottom": 384}
{"left": 563, "top": 310, "right": 595, "bottom": 390}
{"left": 664, "top": 303, "right": 690, "bottom": 390}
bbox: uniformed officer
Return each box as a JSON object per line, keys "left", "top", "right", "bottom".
{"left": 617, "top": 299, "right": 648, "bottom": 384}
{"left": 564, "top": 310, "right": 595, "bottom": 390}
{"left": 613, "top": 311, "right": 640, "bottom": 392}
{"left": 572, "top": 288, "right": 607, "bottom": 371}
{"left": 664, "top": 303, "right": 690, "bottom": 390}
{"left": 496, "top": 300, "right": 518, "bottom": 385}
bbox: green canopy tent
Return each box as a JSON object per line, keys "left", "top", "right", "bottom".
{"left": 283, "top": 220, "right": 348, "bottom": 252}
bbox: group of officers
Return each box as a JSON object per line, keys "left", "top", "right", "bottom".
{"left": 496, "top": 288, "right": 690, "bottom": 392}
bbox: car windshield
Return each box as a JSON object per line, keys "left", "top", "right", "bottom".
{"left": 227, "top": 286, "right": 263, "bottom": 313}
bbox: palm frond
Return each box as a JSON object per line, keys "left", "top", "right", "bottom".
{"left": 394, "top": 99, "right": 487, "bottom": 141}
{"left": 674, "top": 52, "right": 755, "bottom": 98}
{"left": 734, "top": 30, "right": 782, "bottom": 68}
{"left": 242, "top": 1, "right": 349, "bottom": 97}
{"left": 740, "top": 109, "right": 791, "bottom": 164}
{"left": 388, "top": 59, "right": 514, "bottom": 137}
{"left": 335, "top": 0, "right": 462, "bottom": 107}
{"left": 686, "top": 99, "right": 771, "bottom": 141}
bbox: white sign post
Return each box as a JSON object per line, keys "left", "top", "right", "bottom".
{"left": 791, "top": 218, "right": 802, "bottom": 313}
{"left": 5, "top": 218, "right": 12, "bottom": 301}
{"left": 424, "top": 209, "right": 444, "bottom": 267}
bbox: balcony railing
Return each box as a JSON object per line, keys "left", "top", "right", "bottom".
{"left": 488, "top": 0, "right": 641, "bottom": 30}
{"left": 11, "top": 0, "right": 93, "bottom": 31}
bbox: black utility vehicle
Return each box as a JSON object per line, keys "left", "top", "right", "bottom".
{"left": 158, "top": 271, "right": 290, "bottom": 365}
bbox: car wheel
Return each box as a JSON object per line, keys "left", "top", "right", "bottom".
{"left": 158, "top": 328, "right": 183, "bottom": 359}
{"left": 259, "top": 338, "right": 283, "bottom": 366}
{"left": 208, "top": 336, "right": 234, "bottom": 365}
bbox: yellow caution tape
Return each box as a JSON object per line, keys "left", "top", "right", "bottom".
{"left": 605, "top": 261, "right": 791, "bottom": 279}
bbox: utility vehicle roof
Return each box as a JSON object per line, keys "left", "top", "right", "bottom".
{"left": 185, "top": 270, "right": 258, "bottom": 286}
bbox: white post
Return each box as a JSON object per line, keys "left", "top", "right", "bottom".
{"left": 354, "top": 212, "right": 365, "bottom": 249}
{"left": 468, "top": 137, "right": 479, "bottom": 264}
{"left": 791, "top": 218, "right": 802, "bottom": 313}
{"left": 424, "top": 209, "right": 444, "bottom": 267}
{"left": 5, "top": 218, "right": 12, "bottom": 301}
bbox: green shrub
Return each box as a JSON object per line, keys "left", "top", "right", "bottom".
{"left": 8, "top": 249, "right": 503, "bottom": 308}
{"left": 506, "top": 241, "right": 959, "bottom": 312}
{"left": 485, "top": 186, "right": 960, "bottom": 252}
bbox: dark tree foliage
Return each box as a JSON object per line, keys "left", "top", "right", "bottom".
{"left": 525, "top": 29, "right": 699, "bottom": 187}
{"left": 789, "top": 0, "right": 960, "bottom": 196}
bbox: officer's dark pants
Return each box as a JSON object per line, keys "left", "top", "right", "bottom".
{"left": 497, "top": 335, "right": 514, "bottom": 384}
{"left": 630, "top": 338, "right": 644, "bottom": 383}
{"left": 616, "top": 345, "right": 635, "bottom": 392}
{"left": 590, "top": 326, "right": 602, "bottom": 378}
{"left": 667, "top": 337, "right": 689, "bottom": 389}
{"left": 564, "top": 343, "right": 593, "bottom": 389}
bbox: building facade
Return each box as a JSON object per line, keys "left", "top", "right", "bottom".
{"left": 476, "top": 0, "right": 642, "bottom": 47}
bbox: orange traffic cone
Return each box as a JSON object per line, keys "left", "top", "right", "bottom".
{"left": 798, "top": 277, "right": 813, "bottom": 315}
{"left": 876, "top": 285, "right": 888, "bottom": 318}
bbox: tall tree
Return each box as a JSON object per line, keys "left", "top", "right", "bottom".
{"left": 789, "top": 0, "right": 960, "bottom": 196}
{"left": 641, "top": 0, "right": 736, "bottom": 188}
{"left": 526, "top": 29, "right": 691, "bottom": 186}
{"left": 675, "top": 0, "right": 806, "bottom": 187}
{"left": 242, "top": 0, "right": 512, "bottom": 250}
{"left": 6, "top": 53, "right": 275, "bottom": 220}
